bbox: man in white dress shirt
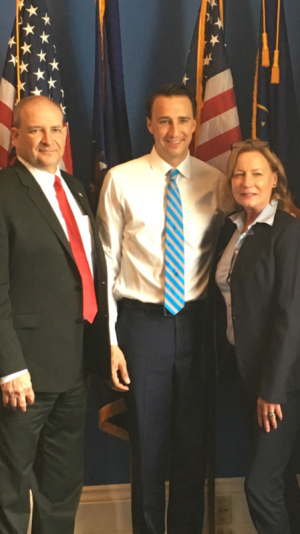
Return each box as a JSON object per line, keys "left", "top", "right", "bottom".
{"left": 98, "top": 84, "right": 223, "bottom": 534}
{"left": 0, "top": 96, "right": 110, "bottom": 534}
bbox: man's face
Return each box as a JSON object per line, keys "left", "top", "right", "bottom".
{"left": 147, "top": 95, "right": 196, "bottom": 167}
{"left": 11, "top": 98, "right": 67, "bottom": 174}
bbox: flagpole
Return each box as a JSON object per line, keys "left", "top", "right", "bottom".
{"left": 16, "top": 0, "right": 21, "bottom": 102}
{"left": 219, "top": 0, "right": 224, "bottom": 28}
{"left": 194, "top": 0, "right": 208, "bottom": 153}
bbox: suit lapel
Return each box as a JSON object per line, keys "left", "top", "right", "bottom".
{"left": 62, "top": 171, "right": 107, "bottom": 270}
{"left": 14, "top": 161, "right": 74, "bottom": 259}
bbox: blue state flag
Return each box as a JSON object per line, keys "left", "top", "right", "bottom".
{"left": 91, "top": 0, "right": 132, "bottom": 208}
{"left": 253, "top": 0, "right": 300, "bottom": 205}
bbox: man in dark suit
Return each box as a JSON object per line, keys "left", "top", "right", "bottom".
{"left": 0, "top": 95, "right": 110, "bottom": 534}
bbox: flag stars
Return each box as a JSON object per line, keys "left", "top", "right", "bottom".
{"left": 34, "top": 68, "right": 45, "bottom": 80}
{"left": 40, "top": 31, "right": 50, "bottom": 43}
{"left": 21, "top": 42, "right": 32, "bottom": 54}
{"left": 60, "top": 88, "right": 64, "bottom": 98}
{"left": 26, "top": 4, "right": 38, "bottom": 17}
{"left": 60, "top": 104, "right": 66, "bottom": 115}
{"left": 47, "top": 77, "right": 56, "bottom": 89}
{"left": 214, "top": 17, "right": 223, "bottom": 29}
{"left": 31, "top": 86, "right": 43, "bottom": 96}
{"left": 42, "top": 13, "right": 51, "bottom": 25}
{"left": 8, "top": 54, "right": 18, "bottom": 67}
{"left": 37, "top": 49, "right": 46, "bottom": 62}
{"left": 210, "top": 34, "right": 220, "bottom": 46}
{"left": 18, "top": 81, "right": 26, "bottom": 92}
{"left": 210, "top": 0, "right": 217, "bottom": 6}
{"left": 23, "top": 23, "right": 35, "bottom": 35}
{"left": 204, "top": 53, "right": 212, "bottom": 66}
{"left": 8, "top": 36, "right": 16, "bottom": 48}
{"left": 182, "top": 74, "right": 189, "bottom": 85}
{"left": 20, "top": 60, "right": 29, "bottom": 73}
{"left": 18, "top": 0, "right": 24, "bottom": 8}
{"left": 49, "top": 59, "right": 59, "bottom": 71}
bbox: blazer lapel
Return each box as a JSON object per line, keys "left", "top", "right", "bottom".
{"left": 14, "top": 161, "right": 74, "bottom": 259}
{"left": 215, "top": 217, "right": 237, "bottom": 260}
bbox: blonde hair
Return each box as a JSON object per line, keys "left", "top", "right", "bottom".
{"left": 219, "top": 140, "right": 291, "bottom": 212}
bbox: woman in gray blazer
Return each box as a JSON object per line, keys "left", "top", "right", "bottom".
{"left": 210, "top": 139, "right": 300, "bottom": 534}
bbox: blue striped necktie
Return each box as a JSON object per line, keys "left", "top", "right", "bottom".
{"left": 164, "top": 168, "right": 185, "bottom": 315}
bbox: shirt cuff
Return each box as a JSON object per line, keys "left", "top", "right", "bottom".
{"left": 0, "top": 369, "right": 28, "bottom": 385}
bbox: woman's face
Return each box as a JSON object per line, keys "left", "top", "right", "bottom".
{"left": 231, "top": 150, "right": 278, "bottom": 216}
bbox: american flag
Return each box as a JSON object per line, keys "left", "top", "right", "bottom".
{"left": 0, "top": 0, "right": 73, "bottom": 172}
{"left": 184, "top": 0, "right": 241, "bottom": 173}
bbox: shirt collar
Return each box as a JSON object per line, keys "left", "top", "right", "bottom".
{"left": 149, "top": 146, "right": 191, "bottom": 180}
{"left": 17, "top": 156, "right": 61, "bottom": 184}
{"left": 230, "top": 199, "right": 278, "bottom": 232}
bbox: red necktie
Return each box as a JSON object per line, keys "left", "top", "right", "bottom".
{"left": 54, "top": 175, "right": 98, "bottom": 323}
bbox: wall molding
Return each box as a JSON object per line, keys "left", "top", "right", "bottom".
{"left": 75, "top": 478, "right": 257, "bottom": 534}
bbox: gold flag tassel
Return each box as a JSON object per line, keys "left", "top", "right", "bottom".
{"left": 261, "top": 0, "right": 270, "bottom": 67}
{"left": 271, "top": 0, "right": 280, "bottom": 84}
{"left": 16, "top": 0, "right": 21, "bottom": 102}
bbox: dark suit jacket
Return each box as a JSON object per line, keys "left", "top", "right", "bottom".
{"left": 0, "top": 160, "right": 110, "bottom": 392}
{"left": 209, "top": 208, "right": 300, "bottom": 404}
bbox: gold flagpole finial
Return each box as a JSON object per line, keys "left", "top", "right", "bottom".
{"left": 271, "top": 0, "right": 280, "bottom": 84}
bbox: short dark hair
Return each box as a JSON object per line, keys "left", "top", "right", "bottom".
{"left": 146, "top": 84, "right": 197, "bottom": 119}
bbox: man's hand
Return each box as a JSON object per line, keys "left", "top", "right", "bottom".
{"left": 111, "top": 345, "right": 130, "bottom": 391}
{"left": 1, "top": 371, "right": 35, "bottom": 412}
{"left": 257, "top": 397, "right": 282, "bottom": 432}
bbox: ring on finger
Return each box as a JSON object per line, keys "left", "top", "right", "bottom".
{"left": 268, "top": 411, "right": 276, "bottom": 418}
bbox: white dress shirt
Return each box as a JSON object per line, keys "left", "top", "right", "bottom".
{"left": 216, "top": 200, "right": 278, "bottom": 345}
{"left": 0, "top": 158, "right": 94, "bottom": 384}
{"left": 98, "top": 146, "right": 223, "bottom": 345}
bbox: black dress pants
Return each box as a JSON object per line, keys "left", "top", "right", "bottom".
{"left": 0, "top": 373, "right": 87, "bottom": 534}
{"left": 223, "top": 354, "right": 300, "bottom": 534}
{"left": 245, "top": 389, "right": 300, "bottom": 534}
{"left": 117, "top": 299, "right": 211, "bottom": 534}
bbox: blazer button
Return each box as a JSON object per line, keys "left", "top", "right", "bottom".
{"left": 76, "top": 317, "right": 84, "bottom": 324}
{"left": 75, "top": 285, "right": 82, "bottom": 291}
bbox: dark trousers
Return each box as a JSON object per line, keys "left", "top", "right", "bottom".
{"left": 245, "top": 389, "right": 300, "bottom": 534}
{"left": 224, "top": 354, "right": 300, "bottom": 534}
{"left": 117, "top": 299, "right": 211, "bottom": 534}
{"left": 0, "top": 373, "right": 87, "bottom": 534}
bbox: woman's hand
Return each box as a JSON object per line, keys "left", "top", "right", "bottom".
{"left": 257, "top": 397, "right": 282, "bottom": 432}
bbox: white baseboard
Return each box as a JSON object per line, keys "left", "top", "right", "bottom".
{"left": 75, "top": 478, "right": 257, "bottom": 534}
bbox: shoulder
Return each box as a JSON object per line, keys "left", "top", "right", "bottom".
{"left": 272, "top": 208, "right": 300, "bottom": 244}
{"left": 0, "top": 162, "right": 25, "bottom": 183}
{"left": 189, "top": 155, "right": 224, "bottom": 182}
{"left": 108, "top": 154, "right": 151, "bottom": 180}
{"left": 101, "top": 154, "right": 152, "bottom": 197}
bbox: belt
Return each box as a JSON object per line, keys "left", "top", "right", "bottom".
{"left": 118, "top": 297, "right": 206, "bottom": 316}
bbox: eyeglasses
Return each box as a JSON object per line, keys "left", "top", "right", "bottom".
{"left": 231, "top": 139, "right": 270, "bottom": 150}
